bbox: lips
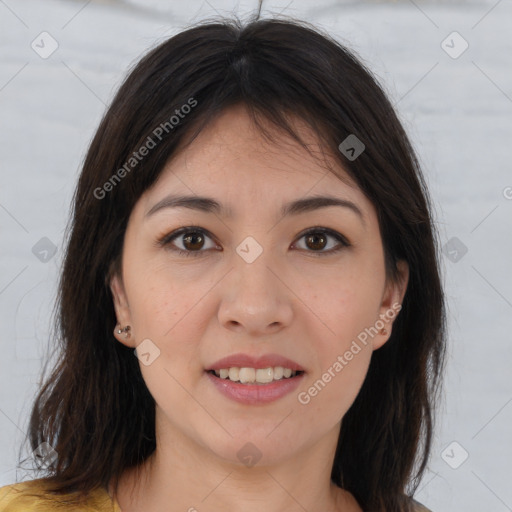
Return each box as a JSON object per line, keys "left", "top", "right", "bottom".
{"left": 205, "top": 353, "right": 305, "bottom": 372}
{"left": 204, "top": 353, "right": 306, "bottom": 404}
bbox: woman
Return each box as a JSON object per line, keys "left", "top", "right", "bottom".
{"left": 0, "top": 13, "right": 445, "bottom": 512}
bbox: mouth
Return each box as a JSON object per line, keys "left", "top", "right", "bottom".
{"left": 204, "top": 353, "right": 306, "bottom": 403}
{"left": 205, "top": 367, "right": 306, "bottom": 404}
{"left": 206, "top": 367, "right": 305, "bottom": 385}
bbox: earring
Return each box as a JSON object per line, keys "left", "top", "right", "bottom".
{"left": 380, "top": 328, "right": 388, "bottom": 336}
{"left": 116, "top": 324, "right": 131, "bottom": 338}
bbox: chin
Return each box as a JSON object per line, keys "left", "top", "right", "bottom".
{"left": 198, "top": 431, "right": 299, "bottom": 468}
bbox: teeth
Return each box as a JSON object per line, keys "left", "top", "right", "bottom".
{"left": 273, "top": 366, "right": 284, "bottom": 380}
{"left": 228, "top": 367, "right": 239, "bottom": 381}
{"left": 256, "top": 368, "right": 273, "bottom": 383}
{"left": 239, "top": 367, "right": 255, "bottom": 383}
{"left": 212, "top": 366, "right": 300, "bottom": 384}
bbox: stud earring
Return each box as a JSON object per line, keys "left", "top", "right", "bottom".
{"left": 380, "top": 328, "right": 388, "bottom": 336}
{"left": 116, "top": 324, "right": 131, "bottom": 338}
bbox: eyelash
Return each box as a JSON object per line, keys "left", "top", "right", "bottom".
{"left": 156, "top": 226, "right": 350, "bottom": 258}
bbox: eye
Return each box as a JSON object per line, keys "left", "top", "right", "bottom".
{"left": 157, "top": 226, "right": 350, "bottom": 257}
{"left": 157, "top": 226, "right": 218, "bottom": 257}
{"left": 292, "top": 227, "right": 350, "bottom": 256}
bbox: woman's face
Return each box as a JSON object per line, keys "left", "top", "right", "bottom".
{"left": 111, "top": 104, "right": 408, "bottom": 468}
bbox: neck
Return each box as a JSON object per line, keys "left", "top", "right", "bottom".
{"left": 110, "top": 416, "right": 361, "bottom": 512}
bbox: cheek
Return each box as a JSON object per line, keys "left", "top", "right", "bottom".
{"left": 299, "top": 337, "right": 373, "bottom": 422}
{"left": 123, "top": 254, "right": 199, "bottom": 334}
{"left": 307, "top": 270, "right": 383, "bottom": 349}
{"left": 123, "top": 261, "right": 215, "bottom": 379}
{"left": 295, "top": 265, "right": 382, "bottom": 415}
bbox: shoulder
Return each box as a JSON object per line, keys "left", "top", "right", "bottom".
{"left": 412, "top": 498, "right": 433, "bottom": 511}
{"left": 0, "top": 478, "right": 119, "bottom": 512}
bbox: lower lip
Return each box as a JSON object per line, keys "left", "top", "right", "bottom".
{"left": 205, "top": 371, "right": 305, "bottom": 405}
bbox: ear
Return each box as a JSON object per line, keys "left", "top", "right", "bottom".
{"left": 110, "top": 272, "right": 135, "bottom": 347}
{"left": 372, "top": 259, "right": 409, "bottom": 351}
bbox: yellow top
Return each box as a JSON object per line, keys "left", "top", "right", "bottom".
{"left": 0, "top": 478, "right": 432, "bottom": 511}
{"left": 0, "top": 478, "right": 121, "bottom": 512}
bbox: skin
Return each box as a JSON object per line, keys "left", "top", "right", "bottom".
{"left": 109, "top": 104, "right": 409, "bottom": 512}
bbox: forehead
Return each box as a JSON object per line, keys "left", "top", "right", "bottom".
{"left": 139, "top": 105, "right": 375, "bottom": 223}
{"left": 183, "top": 106, "right": 351, "bottom": 179}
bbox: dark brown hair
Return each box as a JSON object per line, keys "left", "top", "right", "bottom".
{"left": 17, "top": 14, "right": 446, "bottom": 512}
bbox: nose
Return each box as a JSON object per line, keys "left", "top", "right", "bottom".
{"left": 217, "top": 249, "right": 294, "bottom": 337}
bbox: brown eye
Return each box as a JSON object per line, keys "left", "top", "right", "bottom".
{"left": 305, "top": 232, "right": 328, "bottom": 251}
{"left": 158, "top": 226, "right": 349, "bottom": 258}
{"left": 158, "top": 227, "right": 218, "bottom": 257}
{"left": 294, "top": 228, "right": 350, "bottom": 255}
{"left": 182, "top": 231, "right": 206, "bottom": 251}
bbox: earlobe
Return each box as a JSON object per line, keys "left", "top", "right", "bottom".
{"left": 110, "top": 273, "right": 134, "bottom": 346}
{"left": 114, "top": 324, "right": 132, "bottom": 342}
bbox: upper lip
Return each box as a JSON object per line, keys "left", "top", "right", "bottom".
{"left": 206, "top": 353, "right": 305, "bottom": 372}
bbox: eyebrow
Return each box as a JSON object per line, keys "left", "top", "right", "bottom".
{"left": 145, "top": 194, "right": 365, "bottom": 225}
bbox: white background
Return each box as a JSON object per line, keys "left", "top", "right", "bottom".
{"left": 0, "top": 1, "right": 511, "bottom": 511}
